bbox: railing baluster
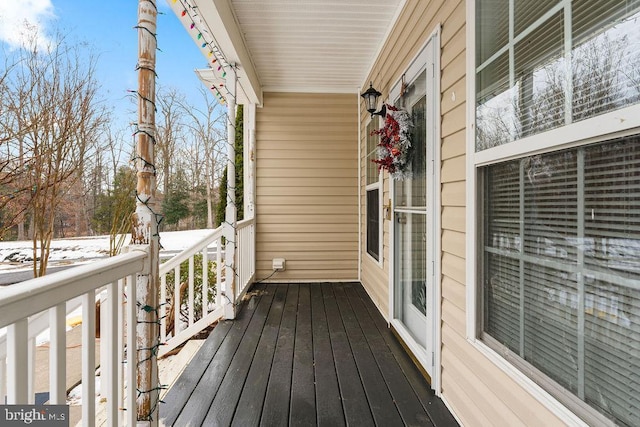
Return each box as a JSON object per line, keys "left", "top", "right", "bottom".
{"left": 49, "top": 303, "right": 66, "bottom": 404}
{"left": 216, "top": 237, "right": 222, "bottom": 309}
{"left": 7, "top": 319, "right": 28, "bottom": 403}
{"left": 188, "top": 256, "right": 194, "bottom": 326}
{"left": 126, "top": 274, "right": 137, "bottom": 427}
{"left": 202, "top": 247, "right": 208, "bottom": 317}
{"left": 160, "top": 274, "right": 167, "bottom": 343}
{"left": 106, "top": 282, "right": 118, "bottom": 426}
{"left": 27, "top": 336, "right": 35, "bottom": 404}
{"left": 174, "top": 265, "right": 180, "bottom": 335}
{"left": 117, "top": 279, "right": 124, "bottom": 426}
{"left": 82, "top": 290, "right": 96, "bottom": 426}
{"left": 0, "top": 356, "right": 6, "bottom": 404}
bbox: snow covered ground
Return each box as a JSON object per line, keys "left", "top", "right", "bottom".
{"left": 0, "top": 229, "right": 216, "bottom": 271}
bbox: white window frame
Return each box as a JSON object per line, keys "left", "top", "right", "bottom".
{"left": 466, "top": 1, "right": 640, "bottom": 425}
{"left": 365, "top": 116, "right": 384, "bottom": 267}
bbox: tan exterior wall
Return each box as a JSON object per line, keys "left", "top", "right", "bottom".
{"left": 360, "top": 0, "right": 570, "bottom": 425}
{"left": 255, "top": 92, "right": 359, "bottom": 282}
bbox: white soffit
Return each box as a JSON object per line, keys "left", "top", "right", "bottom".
{"left": 230, "top": 0, "right": 403, "bottom": 93}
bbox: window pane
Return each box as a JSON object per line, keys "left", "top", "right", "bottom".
{"left": 515, "top": 11, "right": 565, "bottom": 137}
{"left": 366, "top": 188, "right": 379, "bottom": 260}
{"left": 477, "top": 53, "right": 515, "bottom": 150}
{"left": 514, "top": 0, "right": 559, "bottom": 35}
{"left": 476, "top": 0, "right": 509, "bottom": 65}
{"left": 482, "top": 135, "right": 640, "bottom": 426}
{"left": 572, "top": 2, "right": 640, "bottom": 121}
{"left": 366, "top": 120, "right": 379, "bottom": 186}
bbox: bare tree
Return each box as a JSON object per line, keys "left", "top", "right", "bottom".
{"left": 155, "top": 85, "right": 186, "bottom": 196}
{"left": 2, "top": 31, "right": 107, "bottom": 276}
{"left": 178, "top": 86, "right": 226, "bottom": 228}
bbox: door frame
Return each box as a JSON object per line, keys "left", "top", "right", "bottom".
{"left": 388, "top": 26, "right": 442, "bottom": 392}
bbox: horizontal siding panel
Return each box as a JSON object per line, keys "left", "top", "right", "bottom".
{"left": 257, "top": 122, "right": 356, "bottom": 133}
{"left": 442, "top": 129, "right": 465, "bottom": 160}
{"left": 441, "top": 24, "right": 466, "bottom": 70}
{"left": 442, "top": 276, "right": 466, "bottom": 312}
{"left": 256, "top": 195, "right": 355, "bottom": 205}
{"left": 258, "top": 223, "right": 356, "bottom": 234}
{"left": 256, "top": 260, "right": 356, "bottom": 271}
{"left": 441, "top": 155, "right": 466, "bottom": 183}
{"left": 256, "top": 251, "right": 358, "bottom": 262}
{"left": 257, "top": 168, "right": 357, "bottom": 179}
{"left": 255, "top": 269, "right": 358, "bottom": 281}
{"left": 442, "top": 230, "right": 465, "bottom": 258}
{"left": 257, "top": 187, "right": 356, "bottom": 197}
{"left": 441, "top": 206, "right": 465, "bottom": 233}
{"left": 442, "top": 298, "right": 466, "bottom": 336}
{"left": 441, "top": 181, "right": 465, "bottom": 206}
{"left": 260, "top": 213, "right": 358, "bottom": 226}
{"left": 442, "top": 252, "right": 465, "bottom": 285}
{"left": 441, "top": 368, "right": 494, "bottom": 427}
{"left": 258, "top": 150, "right": 357, "bottom": 160}
{"left": 257, "top": 232, "right": 358, "bottom": 243}
{"left": 258, "top": 158, "right": 355, "bottom": 169}
{"left": 257, "top": 241, "right": 358, "bottom": 253}
{"left": 441, "top": 344, "right": 527, "bottom": 427}
{"left": 258, "top": 204, "right": 357, "bottom": 215}
{"left": 441, "top": 50, "right": 465, "bottom": 90}
{"left": 442, "top": 102, "right": 466, "bottom": 138}
{"left": 441, "top": 324, "right": 566, "bottom": 426}
{"left": 441, "top": 76, "right": 466, "bottom": 116}
{"left": 256, "top": 140, "right": 356, "bottom": 151}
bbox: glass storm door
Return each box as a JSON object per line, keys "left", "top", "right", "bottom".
{"left": 392, "top": 39, "right": 437, "bottom": 376}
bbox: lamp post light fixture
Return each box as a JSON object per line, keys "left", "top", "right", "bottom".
{"left": 361, "top": 82, "right": 386, "bottom": 118}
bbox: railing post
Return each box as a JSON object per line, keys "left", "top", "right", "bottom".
{"left": 134, "top": 0, "right": 160, "bottom": 424}
{"left": 224, "top": 65, "right": 238, "bottom": 320}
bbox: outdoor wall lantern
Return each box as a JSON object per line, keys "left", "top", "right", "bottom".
{"left": 361, "top": 82, "right": 386, "bottom": 118}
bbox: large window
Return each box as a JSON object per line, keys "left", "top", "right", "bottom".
{"left": 366, "top": 119, "right": 382, "bottom": 262}
{"left": 476, "top": 0, "right": 640, "bottom": 150}
{"left": 475, "top": 1, "right": 640, "bottom": 425}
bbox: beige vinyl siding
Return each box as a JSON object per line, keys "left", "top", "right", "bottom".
{"left": 360, "top": 0, "right": 570, "bottom": 425}
{"left": 256, "top": 92, "right": 358, "bottom": 282}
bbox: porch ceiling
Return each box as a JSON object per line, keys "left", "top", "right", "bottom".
{"left": 171, "top": 0, "right": 404, "bottom": 104}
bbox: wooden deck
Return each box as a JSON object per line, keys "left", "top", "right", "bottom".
{"left": 160, "top": 282, "right": 458, "bottom": 426}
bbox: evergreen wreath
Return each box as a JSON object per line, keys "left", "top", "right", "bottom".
{"left": 371, "top": 104, "right": 413, "bottom": 180}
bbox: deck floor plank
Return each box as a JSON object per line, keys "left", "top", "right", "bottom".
{"left": 260, "top": 284, "right": 299, "bottom": 427}
{"left": 161, "top": 282, "right": 458, "bottom": 427}
{"left": 310, "top": 284, "right": 345, "bottom": 427}
{"left": 333, "top": 285, "right": 405, "bottom": 426}
{"left": 159, "top": 318, "right": 233, "bottom": 426}
{"left": 231, "top": 284, "right": 288, "bottom": 427}
{"left": 289, "top": 284, "right": 316, "bottom": 425}
{"left": 354, "top": 283, "right": 459, "bottom": 427}
{"left": 321, "top": 283, "right": 375, "bottom": 427}
{"left": 203, "top": 285, "right": 278, "bottom": 426}
{"left": 344, "top": 283, "right": 436, "bottom": 427}
{"left": 170, "top": 283, "right": 267, "bottom": 427}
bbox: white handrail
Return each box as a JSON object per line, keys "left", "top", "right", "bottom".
{"left": 0, "top": 250, "right": 147, "bottom": 328}
{"left": 0, "top": 247, "right": 147, "bottom": 425}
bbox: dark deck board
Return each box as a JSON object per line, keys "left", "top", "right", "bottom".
{"left": 160, "top": 282, "right": 458, "bottom": 427}
{"left": 321, "top": 283, "right": 375, "bottom": 427}
{"left": 203, "top": 284, "right": 277, "bottom": 426}
{"left": 344, "top": 283, "right": 435, "bottom": 427}
{"left": 354, "top": 283, "right": 459, "bottom": 427}
{"left": 289, "top": 284, "right": 316, "bottom": 425}
{"left": 260, "top": 284, "right": 298, "bottom": 427}
{"left": 231, "top": 284, "right": 288, "bottom": 427}
{"left": 333, "top": 284, "right": 404, "bottom": 426}
{"left": 310, "top": 284, "right": 344, "bottom": 427}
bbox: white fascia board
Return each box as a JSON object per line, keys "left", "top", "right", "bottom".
{"left": 171, "top": 0, "right": 263, "bottom": 105}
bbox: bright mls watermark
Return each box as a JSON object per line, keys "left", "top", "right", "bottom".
{"left": 0, "top": 405, "right": 68, "bottom": 427}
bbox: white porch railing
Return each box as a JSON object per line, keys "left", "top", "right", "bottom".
{"left": 0, "top": 248, "right": 147, "bottom": 427}
{"left": 0, "top": 220, "right": 256, "bottom": 425}
{"left": 158, "top": 219, "right": 256, "bottom": 357}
